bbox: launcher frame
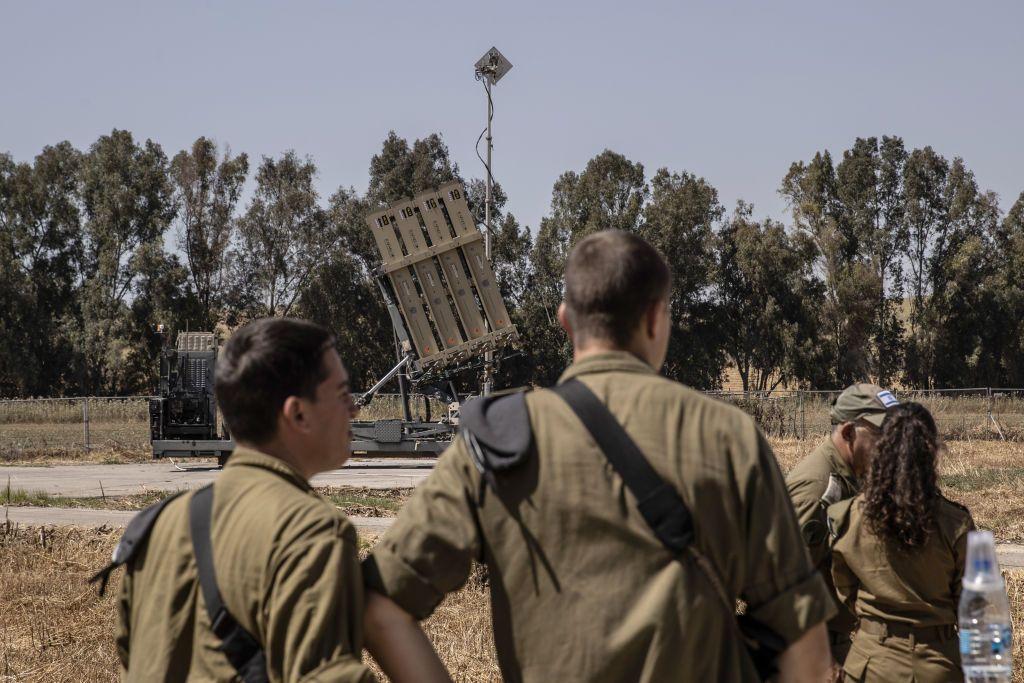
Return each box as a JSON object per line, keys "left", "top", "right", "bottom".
{"left": 350, "top": 182, "right": 520, "bottom": 456}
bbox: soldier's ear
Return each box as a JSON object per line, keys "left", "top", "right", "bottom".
{"left": 557, "top": 302, "right": 573, "bottom": 340}
{"left": 839, "top": 421, "right": 857, "bottom": 444}
{"left": 280, "top": 396, "right": 309, "bottom": 433}
{"left": 644, "top": 299, "right": 668, "bottom": 339}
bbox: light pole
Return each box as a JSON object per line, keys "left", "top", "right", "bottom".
{"left": 474, "top": 47, "right": 512, "bottom": 396}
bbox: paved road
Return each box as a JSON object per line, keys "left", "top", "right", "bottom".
{"left": 0, "top": 459, "right": 434, "bottom": 497}
{"left": 7, "top": 462, "right": 1024, "bottom": 570}
{"left": 2, "top": 505, "right": 396, "bottom": 536}
{"left": 5, "top": 503, "right": 1024, "bottom": 570}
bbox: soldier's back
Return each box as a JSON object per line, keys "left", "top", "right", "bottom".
{"left": 118, "top": 446, "right": 370, "bottom": 682}
{"left": 395, "top": 351, "right": 831, "bottom": 682}
{"left": 828, "top": 495, "right": 974, "bottom": 682}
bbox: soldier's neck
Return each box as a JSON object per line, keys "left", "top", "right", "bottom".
{"left": 573, "top": 340, "right": 656, "bottom": 369}
{"left": 248, "top": 438, "right": 313, "bottom": 481}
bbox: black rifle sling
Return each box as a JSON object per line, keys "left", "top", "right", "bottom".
{"left": 551, "top": 379, "right": 694, "bottom": 552}
{"left": 189, "top": 485, "right": 269, "bottom": 683}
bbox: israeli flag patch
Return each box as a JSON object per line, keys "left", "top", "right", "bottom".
{"left": 877, "top": 390, "right": 899, "bottom": 408}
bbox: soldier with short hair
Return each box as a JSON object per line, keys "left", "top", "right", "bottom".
{"left": 108, "top": 318, "right": 448, "bottom": 682}
{"left": 363, "top": 230, "right": 835, "bottom": 682}
{"left": 786, "top": 383, "right": 899, "bottom": 664}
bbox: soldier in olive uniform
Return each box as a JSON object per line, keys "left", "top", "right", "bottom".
{"left": 115, "top": 319, "right": 449, "bottom": 682}
{"left": 363, "top": 231, "right": 835, "bottom": 683}
{"left": 786, "top": 383, "right": 898, "bottom": 663}
{"left": 828, "top": 402, "right": 974, "bottom": 682}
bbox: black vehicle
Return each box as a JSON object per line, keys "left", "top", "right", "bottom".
{"left": 149, "top": 330, "right": 234, "bottom": 465}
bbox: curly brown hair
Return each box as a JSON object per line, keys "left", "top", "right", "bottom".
{"left": 861, "top": 402, "right": 941, "bottom": 548}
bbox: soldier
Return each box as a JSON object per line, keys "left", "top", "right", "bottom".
{"left": 362, "top": 230, "right": 834, "bottom": 682}
{"left": 785, "top": 382, "right": 899, "bottom": 664}
{"left": 107, "top": 318, "right": 448, "bottom": 682}
{"left": 828, "top": 402, "right": 974, "bottom": 682}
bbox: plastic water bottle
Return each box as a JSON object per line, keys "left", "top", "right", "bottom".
{"left": 959, "top": 530, "right": 1013, "bottom": 682}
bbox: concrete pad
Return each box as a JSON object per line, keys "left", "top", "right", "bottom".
{"left": 0, "top": 460, "right": 433, "bottom": 498}
{"left": 1, "top": 505, "right": 395, "bottom": 536}
{"left": 3, "top": 501, "right": 1023, "bottom": 571}
{"left": 997, "top": 543, "right": 1024, "bottom": 570}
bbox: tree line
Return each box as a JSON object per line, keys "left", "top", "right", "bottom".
{"left": 2, "top": 130, "right": 1023, "bottom": 398}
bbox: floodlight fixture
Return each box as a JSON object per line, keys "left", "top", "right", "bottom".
{"left": 474, "top": 46, "right": 513, "bottom": 85}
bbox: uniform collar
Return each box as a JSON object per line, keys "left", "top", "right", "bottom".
{"left": 558, "top": 350, "right": 657, "bottom": 384}
{"left": 822, "top": 437, "right": 857, "bottom": 483}
{"left": 225, "top": 445, "right": 313, "bottom": 492}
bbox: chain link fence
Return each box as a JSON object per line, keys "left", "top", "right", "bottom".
{"left": 0, "top": 396, "right": 153, "bottom": 459}
{"left": 3, "top": 388, "right": 1023, "bottom": 460}
{"left": 713, "top": 387, "right": 1024, "bottom": 440}
{"left": 0, "top": 393, "right": 444, "bottom": 460}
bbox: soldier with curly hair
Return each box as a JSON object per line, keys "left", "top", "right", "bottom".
{"left": 828, "top": 402, "right": 975, "bottom": 682}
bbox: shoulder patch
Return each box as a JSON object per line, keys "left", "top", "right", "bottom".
{"left": 820, "top": 473, "right": 844, "bottom": 506}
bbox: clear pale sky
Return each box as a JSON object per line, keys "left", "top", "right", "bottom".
{"left": 2, "top": 0, "right": 1022, "bottom": 232}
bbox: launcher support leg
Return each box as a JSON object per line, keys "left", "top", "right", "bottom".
{"left": 356, "top": 354, "right": 414, "bottom": 408}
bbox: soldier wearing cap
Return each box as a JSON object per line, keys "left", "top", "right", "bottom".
{"left": 785, "top": 383, "right": 899, "bottom": 664}
{"left": 827, "top": 402, "right": 974, "bottom": 682}
{"left": 363, "top": 230, "right": 835, "bottom": 682}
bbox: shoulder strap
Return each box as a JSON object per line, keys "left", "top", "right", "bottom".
{"left": 89, "top": 490, "right": 186, "bottom": 596}
{"left": 553, "top": 378, "right": 786, "bottom": 679}
{"left": 826, "top": 496, "right": 856, "bottom": 541}
{"left": 189, "top": 485, "right": 269, "bottom": 683}
{"left": 551, "top": 379, "right": 694, "bottom": 553}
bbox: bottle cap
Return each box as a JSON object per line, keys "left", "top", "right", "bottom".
{"left": 963, "top": 530, "right": 1003, "bottom": 589}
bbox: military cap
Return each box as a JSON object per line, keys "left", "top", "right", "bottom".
{"left": 830, "top": 383, "right": 899, "bottom": 428}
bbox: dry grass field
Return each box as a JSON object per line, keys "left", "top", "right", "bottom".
{"left": 2, "top": 524, "right": 1022, "bottom": 683}
{"left": 773, "top": 437, "right": 1024, "bottom": 542}
{"left": 2, "top": 436, "right": 1024, "bottom": 680}
{"left": 5, "top": 391, "right": 1023, "bottom": 463}
{"left": 0, "top": 395, "right": 445, "bottom": 465}
{"left": 0, "top": 526, "right": 498, "bottom": 683}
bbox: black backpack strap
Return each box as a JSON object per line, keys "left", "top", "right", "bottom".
{"left": 551, "top": 379, "right": 695, "bottom": 553}
{"left": 89, "top": 490, "right": 186, "bottom": 596}
{"left": 189, "top": 485, "right": 269, "bottom": 683}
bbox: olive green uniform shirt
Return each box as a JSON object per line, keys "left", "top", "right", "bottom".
{"left": 366, "top": 352, "right": 834, "bottom": 683}
{"left": 116, "top": 446, "right": 374, "bottom": 683}
{"left": 828, "top": 494, "right": 975, "bottom": 682}
{"left": 785, "top": 438, "right": 860, "bottom": 654}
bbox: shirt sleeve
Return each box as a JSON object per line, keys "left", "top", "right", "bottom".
{"left": 952, "top": 511, "right": 977, "bottom": 607}
{"left": 262, "top": 518, "right": 375, "bottom": 683}
{"left": 116, "top": 569, "right": 132, "bottom": 674}
{"left": 829, "top": 546, "right": 859, "bottom": 613}
{"left": 786, "top": 476, "right": 830, "bottom": 568}
{"left": 735, "top": 428, "right": 836, "bottom": 646}
{"left": 825, "top": 499, "right": 859, "bottom": 612}
{"left": 362, "top": 438, "right": 481, "bottom": 620}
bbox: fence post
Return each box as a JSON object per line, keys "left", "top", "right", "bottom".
{"left": 799, "top": 390, "right": 806, "bottom": 439}
{"left": 988, "top": 387, "right": 1006, "bottom": 441}
{"left": 82, "top": 397, "right": 91, "bottom": 452}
